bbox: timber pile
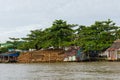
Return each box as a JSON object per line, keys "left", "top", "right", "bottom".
{"left": 18, "top": 49, "right": 65, "bottom": 63}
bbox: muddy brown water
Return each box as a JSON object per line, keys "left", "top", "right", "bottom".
{"left": 0, "top": 62, "right": 120, "bottom": 80}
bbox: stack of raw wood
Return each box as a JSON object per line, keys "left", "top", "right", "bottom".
{"left": 18, "top": 49, "right": 65, "bottom": 63}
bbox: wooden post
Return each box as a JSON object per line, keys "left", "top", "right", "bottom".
{"left": 49, "top": 52, "right": 51, "bottom": 63}
{"left": 8, "top": 56, "right": 10, "bottom": 62}
{"left": 116, "top": 50, "right": 118, "bottom": 60}
{"left": 3, "top": 56, "right": 5, "bottom": 62}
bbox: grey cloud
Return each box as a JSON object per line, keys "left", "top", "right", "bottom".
{"left": 0, "top": 0, "right": 120, "bottom": 42}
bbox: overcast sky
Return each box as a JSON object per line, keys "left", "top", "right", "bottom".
{"left": 0, "top": 0, "right": 120, "bottom": 42}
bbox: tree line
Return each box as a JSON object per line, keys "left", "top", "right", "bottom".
{"left": 0, "top": 19, "right": 120, "bottom": 54}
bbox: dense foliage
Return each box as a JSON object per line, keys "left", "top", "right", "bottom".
{"left": 1, "top": 19, "right": 120, "bottom": 55}
{"left": 76, "top": 19, "right": 118, "bottom": 53}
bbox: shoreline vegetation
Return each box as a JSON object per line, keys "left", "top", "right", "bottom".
{"left": 1, "top": 19, "right": 120, "bottom": 63}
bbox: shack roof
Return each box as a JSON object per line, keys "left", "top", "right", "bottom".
{"left": 107, "top": 39, "right": 120, "bottom": 51}
{"left": 110, "top": 42, "right": 120, "bottom": 49}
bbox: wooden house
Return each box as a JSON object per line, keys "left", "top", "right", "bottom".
{"left": 64, "top": 46, "right": 87, "bottom": 61}
{"left": 64, "top": 47, "right": 77, "bottom": 61}
{"left": 105, "top": 39, "right": 120, "bottom": 60}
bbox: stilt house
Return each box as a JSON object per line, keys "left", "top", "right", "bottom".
{"left": 105, "top": 39, "right": 120, "bottom": 60}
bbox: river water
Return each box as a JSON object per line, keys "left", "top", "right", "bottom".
{"left": 0, "top": 62, "right": 120, "bottom": 80}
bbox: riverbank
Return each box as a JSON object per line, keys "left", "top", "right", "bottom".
{"left": 17, "top": 49, "right": 120, "bottom": 63}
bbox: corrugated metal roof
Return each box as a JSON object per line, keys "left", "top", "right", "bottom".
{"left": 0, "top": 52, "right": 19, "bottom": 57}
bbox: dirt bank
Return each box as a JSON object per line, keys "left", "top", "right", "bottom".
{"left": 18, "top": 49, "right": 65, "bottom": 63}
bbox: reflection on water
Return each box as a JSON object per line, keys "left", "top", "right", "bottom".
{"left": 0, "top": 62, "right": 120, "bottom": 80}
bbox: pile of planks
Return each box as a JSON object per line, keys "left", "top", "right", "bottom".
{"left": 18, "top": 49, "right": 65, "bottom": 63}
